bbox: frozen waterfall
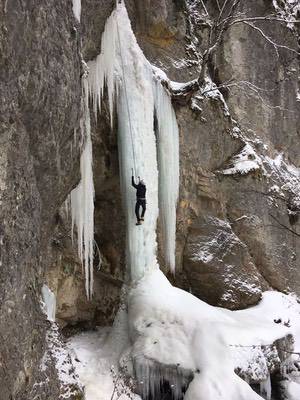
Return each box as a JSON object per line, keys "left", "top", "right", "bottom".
{"left": 68, "top": 4, "right": 294, "bottom": 400}
{"left": 71, "top": 78, "right": 94, "bottom": 300}
{"left": 87, "top": 1, "right": 179, "bottom": 279}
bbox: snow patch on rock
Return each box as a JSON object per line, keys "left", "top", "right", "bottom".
{"left": 219, "top": 143, "right": 263, "bottom": 175}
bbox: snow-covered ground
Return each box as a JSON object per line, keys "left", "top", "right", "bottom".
{"left": 68, "top": 323, "right": 140, "bottom": 400}
{"left": 68, "top": 329, "right": 121, "bottom": 400}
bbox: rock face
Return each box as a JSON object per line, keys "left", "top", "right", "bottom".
{"left": 183, "top": 216, "right": 265, "bottom": 309}
{"left": 1, "top": 0, "right": 300, "bottom": 398}
{"left": 0, "top": 0, "right": 82, "bottom": 398}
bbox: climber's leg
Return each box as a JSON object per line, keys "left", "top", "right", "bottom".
{"left": 140, "top": 200, "right": 146, "bottom": 220}
{"left": 135, "top": 201, "right": 141, "bottom": 222}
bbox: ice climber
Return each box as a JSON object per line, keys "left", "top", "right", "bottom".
{"left": 131, "top": 172, "right": 146, "bottom": 225}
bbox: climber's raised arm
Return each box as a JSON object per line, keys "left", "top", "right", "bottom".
{"left": 131, "top": 175, "right": 138, "bottom": 189}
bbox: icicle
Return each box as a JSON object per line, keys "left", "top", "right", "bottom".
{"left": 260, "top": 373, "right": 272, "bottom": 400}
{"left": 153, "top": 78, "right": 179, "bottom": 273}
{"left": 88, "top": 3, "right": 160, "bottom": 281}
{"left": 87, "top": 13, "right": 119, "bottom": 125}
{"left": 72, "top": 0, "right": 81, "bottom": 22}
{"left": 134, "top": 358, "right": 191, "bottom": 400}
{"left": 41, "top": 284, "right": 56, "bottom": 322}
{"left": 87, "top": 2, "right": 179, "bottom": 279}
{"left": 71, "top": 78, "right": 94, "bottom": 300}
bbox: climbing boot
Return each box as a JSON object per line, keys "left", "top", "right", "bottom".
{"left": 136, "top": 220, "right": 142, "bottom": 226}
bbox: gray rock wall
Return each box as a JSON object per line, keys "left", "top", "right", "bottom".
{"left": 0, "top": 0, "right": 82, "bottom": 398}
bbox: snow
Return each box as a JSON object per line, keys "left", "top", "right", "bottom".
{"left": 263, "top": 153, "right": 300, "bottom": 210}
{"left": 69, "top": 330, "right": 114, "bottom": 400}
{"left": 87, "top": 2, "right": 179, "bottom": 278}
{"left": 220, "top": 143, "right": 263, "bottom": 175}
{"left": 231, "top": 126, "right": 241, "bottom": 138}
{"left": 38, "top": 292, "right": 82, "bottom": 398}
{"left": 201, "top": 77, "right": 230, "bottom": 116}
{"left": 72, "top": 0, "right": 81, "bottom": 22}
{"left": 67, "top": 263, "right": 300, "bottom": 400}
{"left": 231, "top": 345, "right": 278, "bottom": 382}
{"left": 285, "top": 380, "right": 300, "bottom": 400}
{"left": 41, "top": 284, "right": 56, "bottom": 322}
{"left": 243, "top": 291, "right": 300, "bottom": 355}
{"left": 45, "top": 324, "right": 82, "bottom": 398}
{"left": 272, "top": 0, "right": 300, "bottom": 29}
{"left": 68, "top": 323, "right": 140, "bottom": 400}
{"left": 260, "top": 373, "right": 271, "bottom": 400}
{"left": 127, "top": 269, "right": 291, "bottom": 400}
{"left": 71, "top": 78, "right": 95, "bottom": 299}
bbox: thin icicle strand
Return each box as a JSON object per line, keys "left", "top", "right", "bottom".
{"left": 71, "top": 78, "right": 94, "bottom": 299}
{"left": 153, "top": 80, "right": 179, "bottom": 273}
{"left": 72, "top": 0, "right": 81, "bottom": 22}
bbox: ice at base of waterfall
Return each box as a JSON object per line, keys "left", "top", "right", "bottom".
{"left": 283, "top": 380, "right": 300, "bottom": 400}
{"left": 68, "top": 327, "right": 141, "bottom": 400}
{"left": 127, "top": 270, "right": 300, "bottom": 400}
{"left": 68, "top": 270, "right": 300, "bottom": 400}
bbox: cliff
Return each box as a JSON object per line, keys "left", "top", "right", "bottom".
{"left": 0, "top": 0, "right": 299, "bottom": 399}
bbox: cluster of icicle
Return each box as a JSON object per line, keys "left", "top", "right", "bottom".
{"left": 134, "top": 358, "right": 191, "bottom": 400}
{"left": 87, "top": 1, "right": 179, "bottom": 280}
{"left": 70, "top": 0, "right": 179, "bottom": 296}
{"left": 70, "top": 78, "right": 94, "bottom": 300}
{"left": 72, "top": 0, "right": 81, "bottom": 22}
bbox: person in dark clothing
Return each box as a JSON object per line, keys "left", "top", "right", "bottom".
{"left": 131, "top": 174, "right": 146, "bottom": 225}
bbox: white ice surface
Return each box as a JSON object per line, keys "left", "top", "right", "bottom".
{"left": 41, "top": 284, "right": 56, "bottom": 322}
{"left": 71, "top": 79, "right": 95, "bottom": 299}
{"left": 68, "top": 316, "right": 140, "bottom": 400}
{"left": 285, "top": 380, "right": 300, "bottom": 400}
{"left": 68, "top": 272, "right": 300, "bottom": 400}
{"left": 128, "top": 270, "right": 294, "bottom": 400}
{"left": 40, "top": 323, "right": 82, "bottom": 398}
{"left": 87, "top": 2, "right": 179, "bottom": 278}
{"left": 72, "top": 0, "right": 81, "bottom": 22}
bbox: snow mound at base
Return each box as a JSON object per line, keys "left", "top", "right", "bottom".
{"left": 127, "top": 270, "right": 291, "bottom": 400}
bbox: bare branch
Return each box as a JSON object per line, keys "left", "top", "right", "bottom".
{"left": 199, "top": 80, "right": 295, "bottom": 113}
{"left": 277, "top": 347, "right": 300, "bottom": 356}
{"left": 269, "top": 214, "right": 300, "bottom": 237}
{"left": 217, "top": 0, "right": 230, "bottom": 25}
{"left": 226, "top": 0, "right": 242, "bottom": 23}
{"left": 242, "top": 21, "right": 300, "bottom": 57}
{"left": 200, "top": 0, "right": 209, "bottom": 16}
{"left": 215, "top": 0, "right": 221, "bottom": 12}
{"left": 167, "top": 0, "right": 299, "bottom": 106}
{"left": 230, "top": 16, "right": 300, "bottom": 25}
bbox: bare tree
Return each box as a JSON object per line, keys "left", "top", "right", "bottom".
{"left": 159, "top": 0, "right": 299, "bottom": 104}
